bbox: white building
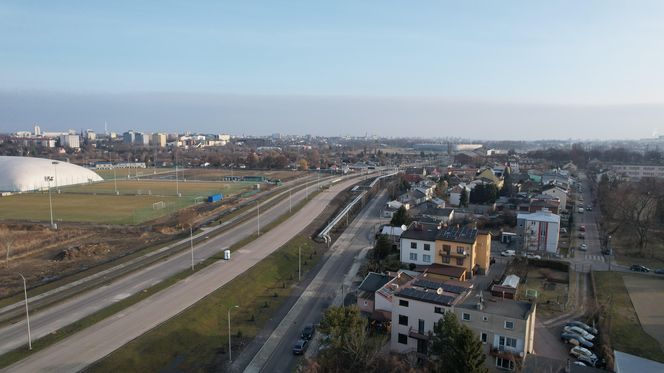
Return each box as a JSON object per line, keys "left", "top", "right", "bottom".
{"left": 399, "top": 222, "right": 439, "bottom": 265}
{"left": 152, "top": 133, "right": 167, "bottom": 147}
{"left": 516, "top": 209, "right": 560, "bottom": 253}
{"left": 611, "top": 164, "right": 664, "bottom": 180}
{"left": 59, "top": 134, "right": 80, "bottom": 149}
{"left": 541, "top": 185, "right": 567, "bottom": 211}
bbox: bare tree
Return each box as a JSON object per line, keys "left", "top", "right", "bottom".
{"left": 0, "top": 231, "right": 16, "bottom": 268}
{"left": 615, "top": 179, "right": 660, "bottom": 256}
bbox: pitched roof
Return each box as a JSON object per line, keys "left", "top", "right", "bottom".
{"left": 358, "top": 272, "right": 392, "bottom": 292}
{"left": 400, "top": 223, "right": 439, "bottom": 241}
{"left": 414, "top": 264, "right": 467, "bottom": 279}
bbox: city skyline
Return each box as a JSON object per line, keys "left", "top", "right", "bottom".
{"left": 1, "top": 1, "right": 664, "bottom": 139}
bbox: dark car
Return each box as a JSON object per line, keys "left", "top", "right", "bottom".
{"left": 630, "top": 264, "right": 650, "bottom": 272}
{"left": 561, "top": 332, "right": 594, "bottom": 349}
{"left": 654, "top": 268, "right": 664, "bottom": 275}
{"left": 293, "top": 339, "right": 308, "bottom": 355}
{"left": 301, "top": 324, "right": 316, "bottom": 340}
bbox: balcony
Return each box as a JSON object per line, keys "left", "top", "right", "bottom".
{"left": 408, "top": 327, "right": 430, "bottom": 341}
{"left": 439, "top": 249, "right": 469, "bottom": 258}
{"left": 489, "top": 344, "right": 522, "bottom": 361}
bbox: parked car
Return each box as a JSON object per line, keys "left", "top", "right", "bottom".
{"left": 561, "top": 332, "right": 594, "bottom": 349}
{"left": 564, "top": 326, "right": 595, "bottom": 341}
{"left": 576, "top": 354, "right": 597, "bottom": 367}
{"left": 578, "top": 244, "right": 588, "bottom": 251}
{"left": 630, "top": 264, "right": 650, "bottom": 273}
{"left": 526, "top": 253, "right": 542, "bottom": 260}
{"left": 586, "top": 207, "right": 592, "bottom": 211}
{"left": 560, "top": 228, "right": 568, "bottom": 233}
{"left": 501, "top": 250, "right": 516, "bottom": 257}
{"left": 579, "top": 225, "right": 586, "bottom": 232}
{"left": 292, "top": 339, "right": 308, "bottom": 355}
{"left": 570, "top": 346, "right": 598, "bottom": 363}
{"left": 578, "top": 234, "right": 585, "bottom": 239}
{"left": 301, "top": 324, "right": 316, "bottom": 340}
{"left": 602, "top": 248, "right": 612, "bottom": 255}
{"left": 566, "top": 321, "right": 598, "bottom": 335}
{"left": 490, "top": 257, "right": 496, "bottom": 264}
{"left": 655, "top": 268, "right": 664, "bottom": 275}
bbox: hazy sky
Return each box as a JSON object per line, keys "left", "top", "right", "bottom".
{"left": 1, "top": 1, "right": 663, "bottom": 139}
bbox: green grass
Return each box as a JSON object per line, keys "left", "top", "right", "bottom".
{"left": 594, "top": 271, "right": 664, "bottom": 362}
{"left": 87, "top": 235, "right": 321, "bottom": 373}
{"left": 0, "top": 180, "right": 252, "bottom": 224}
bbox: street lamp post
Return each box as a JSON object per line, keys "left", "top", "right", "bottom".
{"left": 190, "top": 225, "right": 195, "bottom": 271}
{"left": 256, "top": 200, "right": 260, "bottom": 236}
{"left": 298, "top": 246, "right": 301, "bottom": 281}
{"left": 52, "top": 161, "right": 59, "bottom": 192}
{"left": 113, "top": 165, "right": 118, "bottom": 195}
{"left": 608, "top": 235, "right": 612, "bottom": 271}
{"left": 44, "top": 176, "right": 54, "bottom": 229}
{"left": 228, "top": 305, "right": 239, "bottom": 363}
{"left": 18, "top": 273, "right": 32, "bottom": 350}
{"left": 289, "top": 189, "right": 292, "bottom": 214}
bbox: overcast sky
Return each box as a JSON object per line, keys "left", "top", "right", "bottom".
{"left": 1, "top": 1, "right": 663, "bottom": 139}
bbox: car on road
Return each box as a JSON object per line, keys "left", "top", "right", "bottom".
{"left": 561, "top": 332, "right": 594, "bottom": 349}
{"left": 602, "top": 248, "right": 612, "bottom": 255}
{"left": 578, "top": 244, "right": 588, "bottom": 251}
{"left": 655, "top": 268, "right": 664, "bottom": 275}
{"left": 292, "top": 339, "right": 308, "bottom": 355}
{"left": 570, "top": 346, "right": 598, "bottom": 364}
{"left": 301, "top": 324, "right": 316, "bottom": 340}
{"left": 578, "top": 234, "right": 585, "bottom": 239}
{"left": 579, "top": 225, "right": 586, "bottom": 232}
{"left": 525, "top": 253, "right": 542, "bottom": 260}
{"left": 564, "top": 326, "right": 595, "bottom": 341}
{"left": 566, "top": 321, "right": 598, "bottom": 335}
{"left": 586, "top": 207, "right": 592, "bottom": 211}
{"left": 501, "top": 250, "right": 516, "bottom": 257}
{"left": 630, "top": 264, "right": 650, "bottom": 273}
{"left": 560, "top": 228, "right": 568, "bottom": 233}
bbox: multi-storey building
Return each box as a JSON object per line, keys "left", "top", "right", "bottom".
{"left": 516, "top": 209, "right": 560, "bottom": 253}
{"left": 612, "top": 164, "right": 664, "bottom": 180}
{"left": 399, "top": 222, "right": 439, "bottom": 266}
{"left": 390, "top": 276, "right": 536, "bottom": 372}
{"left": 436, "top": 226, "right": 491, "bottom": 278}
{"left": 152, "top": 133, "right": 167, "bottom": 147}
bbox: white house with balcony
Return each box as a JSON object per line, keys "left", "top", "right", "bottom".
{"left": 516, "top": 209, "right": 560, "bottom": 253}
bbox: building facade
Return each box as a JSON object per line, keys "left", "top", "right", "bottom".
{"left": 516, "top": 209, "right": 560, "bottom": 253}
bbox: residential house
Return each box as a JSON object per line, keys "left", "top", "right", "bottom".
{"left": 541, "top": 185, "right": 568, "bottom": 211}
{"left": 400, "top": 222, "right": 439, "bottom": 265}
{"left": 374, "top": 270, "right": 417, "bottom": 319}
{"left": 415, "top": 207, "right": 455, "bottom": 225}
{"left": 436, "top": 226, "right": 491, "bottom": 277}
{"left": 357, "top": 272, "right": 392, "bottom": 316}
{"left": 390, "top": 278, "right": 536, "bottom": 372}
{"left": 516, "top": 209, "right": 560, "bottom": 253}
{"left": 449, "top": 185, "right": 469, "bottom": 207}
{"left": 529, "top": 194, "right": 560, "bottom": 214}
{"left": 379, "top": 225, "right": 405, "bottom": 247}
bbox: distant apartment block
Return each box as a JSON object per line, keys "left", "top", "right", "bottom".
{"left": 612, "top": 164, "right": 664, "bottom": 179}
{"left": 59, "top": 134, "right": 80, "bottom": 149}
{"left": 152, "top": 133, "right": 167, "bottom": 147}
{"left": 123, "top": 131, "right": 135, "bottom": 144}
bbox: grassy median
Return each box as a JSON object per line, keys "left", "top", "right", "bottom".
{"left": 87, "top": 234, "right": 321, "bottom": 372}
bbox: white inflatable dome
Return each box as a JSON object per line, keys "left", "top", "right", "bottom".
{"left": 0, "top": 156, "right": 103, "bottom": 192}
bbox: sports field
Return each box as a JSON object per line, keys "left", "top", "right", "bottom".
{"left": 0, "top": 179, "right": 255, "bottom": 225}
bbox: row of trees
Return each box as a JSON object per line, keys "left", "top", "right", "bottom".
{"left": 529, "top": 144, "right": 664, "bottom": 168}
{"left": 308, "top": 306, "right": 488, "bottom": 373}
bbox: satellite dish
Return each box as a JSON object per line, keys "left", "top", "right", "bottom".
{"left": 401, "top": 224, "right": 407, "bottom": 231}
{"left": 437, "top": 287, "right": 443, "bottom": 295}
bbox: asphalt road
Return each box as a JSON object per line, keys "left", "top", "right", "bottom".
{"left": 241, "top": 191, "right": 388, "bottom": 373}
{"left": 0, "top": 176, "right": 364, "bottom": 372}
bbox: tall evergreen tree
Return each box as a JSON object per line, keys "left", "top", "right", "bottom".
{"left": 429, "top": 312, "right": 488, "bottom": 373}
{"left": 390, "top": 205, "right": 411, "bottom": 226}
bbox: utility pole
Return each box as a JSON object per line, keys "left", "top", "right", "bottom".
{"left": 298, "top": 246, "right": 301, "bottom": 281}
{"left": 257, "top": 200, "right": 260, "bottom": 235}
{"left": 190, "top": 225, "right": 194, "bottom": 271}
{"left": 289, "top": 189, "right": 292, "bottom": 213}
{"left": 18, "top": 273, "right": 31, "bottom": 350}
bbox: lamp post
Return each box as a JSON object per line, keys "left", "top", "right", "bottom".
{"left": 113, "top": 165, "right": 118, "bottom": 195}
{"left": 289, "top": 189, "right": 292, "bottom": 214}
{"left": 52, "top": 161, "right": 59, "bottom": 192}
{"left": 190, "top": 225, "right": 195, "bottom": 271}
{"left": 18, "top": 273, "right": 32, "bottom": 350}
{"left": 298, "top": 246, "right": 301, "bottom": 281}
{"left": 607, "top": 235, "right": 612, "bottom": 271}
{"left": 228, "top": 305, "right": 239, "bottom": 363}
{"left": 256, "top": 200, "right": 260, "bottom": 235}
{"left": 44, "top": 176, "right": 54, "bottom": 229}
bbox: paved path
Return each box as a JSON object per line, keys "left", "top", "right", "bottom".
{"left": 242, "top": 191, "right": 386, "bottom": 373}
{"left": 1, "top": 177, "right": 363, "bottom": 373}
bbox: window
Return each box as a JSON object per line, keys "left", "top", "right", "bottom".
{"left": 496, "top": 357, "right": 514, "bottom": 370}
{"left": 499, "top": 336, "right": 517, "bottom": 348}
{"left": 424, "top": 243, "right": 431, "bottom": 251}
{"left": 457, "top": 246, "right": 465, "bottom": 254}
{"left": 399, "top": 299, "right": 409, "bottom": 307}
{"left": 418, "top": 319, "right": 425, "bottom": 334}
{"left": 442, "top": 256, "right": 450, "bottom": 263}
{"left": 363, "top": 300, "right": 368, "bottom": 306}
{"left": 399, "top": 315, "right": 409, "bottom": 326}
{"left": 456, "top": 258, "right": 464, "bottom": 266}
{"left": 462, "top": 313, "right": 471, "bottom": 321}
{"left": 410, "top": 242, "right": 417, "bottom": 249}
{"left": 398, "top": 333, "right": 408, "bottom": 344}
{"left": 505, "top": 321, "right": 514, "bottom": 330}
{"left": 443, "top": 244, "right": 451, "bottom": 254}
{"left": 481, "top": 332, "right": 488, "bottom": 343}
{"left": 423, "top": 254, "right": 431, "bottom": 263}
{"left": 434, "top": 306, "right": 444, "bottom": 314}
{"left": 409, "top": 253, "right": 417, "bottom": 261}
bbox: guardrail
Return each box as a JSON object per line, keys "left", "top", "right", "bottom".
{"left": 317, "top": 172, "right": 398, "bottom": 245}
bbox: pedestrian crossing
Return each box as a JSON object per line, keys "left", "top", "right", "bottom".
{"left": 584, "top": 254, "right": 605, "bottom": 262}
